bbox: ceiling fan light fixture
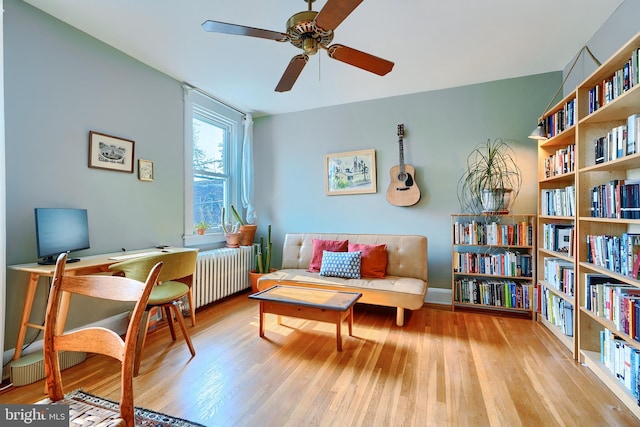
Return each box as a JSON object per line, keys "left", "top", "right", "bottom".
{"left": 302, "top": 38, "right": 318, "bottom": 55}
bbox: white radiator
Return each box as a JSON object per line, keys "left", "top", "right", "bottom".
{"left": 194, "top": 246, "right": 253, "bottom": 308}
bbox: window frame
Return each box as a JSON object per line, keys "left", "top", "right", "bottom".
{"left": 183, "top": 86, "right": 244, "bottom": 247}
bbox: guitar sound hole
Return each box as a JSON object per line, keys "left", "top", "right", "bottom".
{"left": 397, "top": 173, "right": 407, "bottom": 181}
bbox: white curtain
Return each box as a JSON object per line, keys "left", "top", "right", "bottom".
{"left": 241, "top": 114, "right": 256, "bottom": 224}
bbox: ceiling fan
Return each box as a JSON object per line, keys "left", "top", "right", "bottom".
{"left": 202, "top": 0, "right": 394, "bottom": 92}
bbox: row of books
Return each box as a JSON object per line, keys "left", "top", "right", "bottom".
{"left": 538, "top": 287, "right": 573, "bottom": 336}
{"left": 454, "top": 278, "right": 532, "bottom": 309}
{"left": 594, "top": 114, "right": 640, "bottom": 164}
{"left": 588, "top": 47, "right": 640, "bottom": 114}
{"left": 586, "top": 233, "right": 640, "bottom": 278}
{"left": 585, "top": 274, "right": 639, "bottom": 338}
{"left": 590, "top": 178, "right": 640, "bottom": 219}
{"left": 542, "top": 223, "right": 574, "bottom": 256}
{"left": 541, "top": 98, "right": 576, "bottom": 139}
{"left": 540, "top": 186, "right": 575, "bottom": 217}
{"left": 543, "top": 144, "right": 575, "bottom": 178}
{"left": 452, "top": 221, "right": 533, "bottom": 246}
{"left": 600, "top": 329, "right": 640, "bottom": 402}
{"left": 453, "top": 251, "right": 533, "bottom": 277}
{"left": 543, "top": 257, "right": 574, "bottom": 297}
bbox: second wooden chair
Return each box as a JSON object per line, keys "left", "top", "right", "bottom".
{"left": 109, "top": 249, "right": 198, "bottom": 376}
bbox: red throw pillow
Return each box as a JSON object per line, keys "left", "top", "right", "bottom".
{"left": 308, "top": 239, "right": 348, "bottom": 272}
{"left": 348, "top": 243, "right": 388, "bottom": 278}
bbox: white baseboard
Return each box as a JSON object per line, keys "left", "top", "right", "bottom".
{"left": 2, "top": 311, "right": 131, "bottom": 373}
{"left": 425, "top": 287, "right": 452, "bottom": 305}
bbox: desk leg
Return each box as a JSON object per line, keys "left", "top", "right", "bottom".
{"left": 56, "top": 271, "right": 80, "bottom": 335}
{"left": 259, "top": 302, "right": 265, "bottom": 338}
{"left": 13, "top": 273, "right": 40, "bottom": 360}
{"left": 56, "top": 291, "right": 72, "bottom": 335}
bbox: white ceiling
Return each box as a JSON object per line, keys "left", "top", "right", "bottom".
{"left": 22, "top": 0, "right": 623, "bottom": 116}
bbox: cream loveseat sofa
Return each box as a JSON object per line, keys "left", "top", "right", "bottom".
{"left": 257, "top": 233, "right": 428, "bottom": 326}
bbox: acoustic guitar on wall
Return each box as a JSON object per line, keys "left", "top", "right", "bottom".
{"left": 386, "top": 124, "right": 420, "bottom": 206}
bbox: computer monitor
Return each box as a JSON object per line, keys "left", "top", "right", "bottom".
{"left": 34, "top": 208, "right": 90, "bottom": 265}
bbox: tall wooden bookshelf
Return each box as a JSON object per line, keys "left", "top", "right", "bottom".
{"left": 451, "top": 213, "right": 535, "bottom": 318}
{"left": 536, "top": 31, "right": 640, "bottom": 418}
{"left": 536, "top": 90, "right": 577, "bottom": 355}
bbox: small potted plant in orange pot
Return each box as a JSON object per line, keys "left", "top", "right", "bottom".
{"left": 195, "top": 220, "right": 209, "bottom": 235}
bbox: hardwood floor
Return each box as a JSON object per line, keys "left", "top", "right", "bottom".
{"left": 1, "top": 291, "right": 638, "bottom": 426}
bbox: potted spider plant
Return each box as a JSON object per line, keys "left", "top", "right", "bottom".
{"left": 458, "top": 138, "right": 522, "bottom": 214}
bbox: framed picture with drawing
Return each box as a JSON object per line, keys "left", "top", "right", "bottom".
{"left": 138, "top": 159, "right": 154, "bottom": 182}
{"left": 88, "top": 131, "right": 135, "bottom": 173}
{"left": 324, "top": 149, "right": 377, "bottom": 195}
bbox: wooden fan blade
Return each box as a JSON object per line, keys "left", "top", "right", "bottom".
{"left": 201, "top": 20, "right": 288, "bottom": 42}
{"left": 327, "top": 44, "right": 394, "bottom": 76}
{"left": 275, "top": 54, "right": 309, "bottom": 92}
{"left": 314, "top": 0, "right": 363, "bottom": 31}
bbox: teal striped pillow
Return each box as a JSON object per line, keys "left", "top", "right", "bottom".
{"left": 319, "top": 250, "right": 361, "bottom": 279}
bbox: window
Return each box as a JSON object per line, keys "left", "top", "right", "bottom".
{"left": 183, "top": 87, "right": 244, "bottom": 245}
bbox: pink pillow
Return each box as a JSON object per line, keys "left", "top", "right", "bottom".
{"left": 308, "top": 239, "right": 348, "bottom": 272}
{"left": 348, "top": 243, "right": 388, "bottom": 278}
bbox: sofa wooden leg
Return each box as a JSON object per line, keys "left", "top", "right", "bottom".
{"left": 396, "top": 308, "right": 404, "bottom": 326}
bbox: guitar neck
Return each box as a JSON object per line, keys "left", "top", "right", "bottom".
{"left": 397, "top": 124, "right": 405, "bottom": 173}
{"left": 398, "top": 138, "right": 405, "bottom": 173}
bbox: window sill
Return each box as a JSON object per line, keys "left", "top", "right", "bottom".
{"left": 183, "top": 232, "right": 225, "bottom": 247}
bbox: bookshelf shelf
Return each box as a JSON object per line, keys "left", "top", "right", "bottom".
{"left": 580, "top": 307, "right": 640, "bottom": 352}
{"left": 539, "top": 280, "right": 575, "bottom": 304}
{"left": 539, "top": 315, "right": 573, "bottom": 349}
{"left": 451, "top": 213, "right": 536, "bottom": 317}
{"left": 536, "top": 31, "right": 640, "bottom": 416}
{"left": 581, "top": 350, "right": 640, "bottom": 420}
{"left": 578, "top": 151, "right": 640, "bottom": 172}
{"left": 538, "top": 247, "right": 573, "bottom": 261}
{"left": 539, "top": 128, "right": 575, "bottom": 149}
{"left": 540, "top": 172, "right": 575, "bottom": 183}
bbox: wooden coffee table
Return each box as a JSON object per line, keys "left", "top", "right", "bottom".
{"left": 249, "top": 285, "right": 362, "bottom": 351}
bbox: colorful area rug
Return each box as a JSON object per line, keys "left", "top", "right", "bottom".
{"left": 62, "top": 390, "right": 206, "bottom": 427}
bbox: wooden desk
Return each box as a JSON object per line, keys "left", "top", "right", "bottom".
{"left": 8, "top": 248, "right": 185, "bottom": 361}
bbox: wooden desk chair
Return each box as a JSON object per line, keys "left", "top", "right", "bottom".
{"left": 108, "top": 250, "right": 198, "bottom": 376}
{"left": 42, "top": 252, "right": 162, "bottom": 426}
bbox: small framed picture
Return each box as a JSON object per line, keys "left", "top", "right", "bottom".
{"left": 325, "top": 149, "right": 377, "bottom": 195}
{"left": 88, "top": 131, "right": 135, "bottom": 173}
{"left": 138, "top": 159, "right": 154, "bottom": 182}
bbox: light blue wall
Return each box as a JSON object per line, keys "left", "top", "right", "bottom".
{"left": 253, "top": 74, "right": 553, "bottom": 293}
{"left": 4, "top": 0, "right": 186, "bottom": 348}
{"left": 5, "top": 0, "right": 184, "bottom": 265}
